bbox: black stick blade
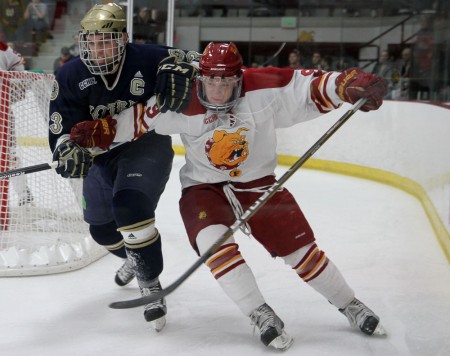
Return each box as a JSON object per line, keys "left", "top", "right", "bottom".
{"left": 108, "top": 99, "right": 366, "bottom": 311}
{"left": 109, "top": 287, "right": 173, "bottom": 309}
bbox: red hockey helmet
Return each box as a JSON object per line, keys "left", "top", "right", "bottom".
{"left": 197, "top": 42, "right": 243, "bottom": 113}
{"left": 199, "top": 42, "right": 243, "bottom": 78}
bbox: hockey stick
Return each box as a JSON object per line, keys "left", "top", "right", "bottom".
{"left": 109, "top": 98, "right": 367, "bottom": 310}
{"left": 261, "top": 42, "right": 286, "bottom": 67}
{"left": 0, "top": 147, "right": 108, "bottom": 179}
{"left": 0, "top": 162, "right": 59, "bottom": 179}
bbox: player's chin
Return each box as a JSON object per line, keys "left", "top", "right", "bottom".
{"left": 210, "top": 99, "right": 224, "bottom": 104}
{"left": 94, "top": 60, "right": 107, "bottom": 66}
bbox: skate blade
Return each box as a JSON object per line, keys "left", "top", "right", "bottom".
{"left": 268, "top": 330, "right": 294, "bottom": 351}
{"left": 150, "top": 316, "right": 166, "bottom": 332}
{"left": 372, "top": 323, "right": 387, "bottom": 336}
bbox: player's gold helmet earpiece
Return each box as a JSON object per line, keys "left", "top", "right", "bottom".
{"left": 78, "top": 3, "right": 128, "bottom": 75}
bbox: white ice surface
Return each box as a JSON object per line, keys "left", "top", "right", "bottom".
{"left": 1, "top": 155, "right": 449, "bottom": 356}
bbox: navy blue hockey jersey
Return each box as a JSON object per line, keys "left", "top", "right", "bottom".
{"left": 48, "top": 43, "right": 188, "bottom": 151}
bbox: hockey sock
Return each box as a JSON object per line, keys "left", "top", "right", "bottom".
{"left": 89, "top": 221, "right": 127, "bottom": 258}
{"left": 119, "top": 218, "right": 163, "bottom": 282}
{"left": 114, "top": 189, "right": 163, "bottom": 283}
{"left": 198, "top": 224, "right": 265, "bottom": 316}
{"left": 282, "top": 242, "right": 354, "bottom": 309}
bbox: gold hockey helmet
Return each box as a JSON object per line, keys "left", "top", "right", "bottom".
{"left": 78, "top": 3, "right": 128, "bottom": 75}
{"left": 80, "top": 2, "right": 127, "bottom": 34}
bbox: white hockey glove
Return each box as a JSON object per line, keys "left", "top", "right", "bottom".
{"left": 53, "top": 139, "right": 93, "bottom": 178}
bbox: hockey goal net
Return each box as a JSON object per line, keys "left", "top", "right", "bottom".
{"left": 0, "top": 70, "right": 107, "bottom": 276}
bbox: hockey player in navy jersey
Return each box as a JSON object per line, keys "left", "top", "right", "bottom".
{"left": 48, "top": 2, "right": 198, "bottom": 331}
{"left": 68, "top": 42, "right": 388, "bottom": 349}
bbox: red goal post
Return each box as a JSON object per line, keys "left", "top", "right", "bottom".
{"left": 0, "top": 70, "right": 107, "bottom": 276}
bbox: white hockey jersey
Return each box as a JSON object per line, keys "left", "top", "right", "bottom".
{"left": 114, "top": 67, "right": 344, "bottom": 189}
{"left": 0, "top": 42, "right": 25, "bottom": 71}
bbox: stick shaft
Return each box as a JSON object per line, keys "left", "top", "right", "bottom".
{"left": 109, "top": 98, "right": 366, "bottom": 309}
{"left": 0, "top": 162, "right": 58, "bottom": 179}
{"left": 261, "top": 42, "right": 287, "bottom": 66}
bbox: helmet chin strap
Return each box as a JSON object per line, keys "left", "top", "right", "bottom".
{"left": 99, "top": 51, "right": 127, "bottom": 90}
{"left": 206, "top": 102, "right": 234, "bottom": 114}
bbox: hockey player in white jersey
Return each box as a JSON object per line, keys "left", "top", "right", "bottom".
{"left": 0, "top": 42, "right": 34, "bottom": 207}
{"left": 0, "top": 42, "right": 25, "bottom": 71}
{"left": 69, "top": 42, "right": 388, "bottom": 350}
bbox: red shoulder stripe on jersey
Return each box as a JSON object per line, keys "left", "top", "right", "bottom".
{"left": 241, "top": 67, "right": 295, "bottom": 93}
{"left": 0, "top": 42, "right": 8, "bottom": 51}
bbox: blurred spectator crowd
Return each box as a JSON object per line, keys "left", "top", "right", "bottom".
{"left": 175, "top": 0, "right": 446, "bottom": 18}
{"left": 0, "top": 1, "right": 448, "bottom": 101}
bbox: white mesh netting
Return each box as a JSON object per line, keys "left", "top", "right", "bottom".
{"left": 0, "top": 70, "right": 107, "bottom": 276}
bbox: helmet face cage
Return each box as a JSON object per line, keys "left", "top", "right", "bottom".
{"left": 78, "top": 3, "right": 128, "bottom": 75}
{"left": 197, "top": 42, "right": 243, "bottom": 113}
{"left": 197, "top": 75, "right": 242, "bottom": 113}
{"left": 79, "top": 31, "right": 126, "bottom": 75}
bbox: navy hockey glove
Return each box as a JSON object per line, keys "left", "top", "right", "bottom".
{"left": 155, "top": 56, "right": 198, "bottom": 113}
{"left": 335, "top": 68, "right": 387, "bottom": 112}
{"left": 53, "top": 140, "right": 93, "bottom": 178}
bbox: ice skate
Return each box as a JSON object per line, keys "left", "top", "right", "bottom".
{"left": 140, "top": 280, "right": 167, "bottom": 332}
{"left": 114, "top": 258, "right": 135, "bottom": 286}
{"left": 339, "top": 297, "right": 386, "bottom": 336}
{"left": 250, "top": 303, "right": 293, "bottom": 351}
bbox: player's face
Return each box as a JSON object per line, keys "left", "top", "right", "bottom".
{"left": 85, "top": 33, "right": 120, "bottom": 66}
{"left": 203, "top": 76, "right": 236, "bottom": 105}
